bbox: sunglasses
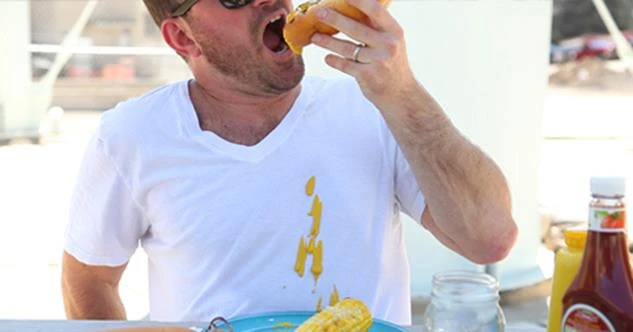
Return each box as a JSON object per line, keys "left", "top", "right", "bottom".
{"left": 171, "top": 0, "right": 255, "bottom": 17}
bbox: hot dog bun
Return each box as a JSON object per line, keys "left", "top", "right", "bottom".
{"left": 283, "top": 0, "right": 391, "bottom": 54}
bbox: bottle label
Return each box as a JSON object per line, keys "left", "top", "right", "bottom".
{"left": 589, "top": 207, "right": 626, "bottom": 232}
{"left": 562, "top": 304, "right": 615, "bottom": 332}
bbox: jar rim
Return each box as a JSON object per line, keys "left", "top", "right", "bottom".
{"left": 431, "top": 270, "right": 500, "bottom": 303}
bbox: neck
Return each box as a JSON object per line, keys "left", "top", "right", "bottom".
{"left": 188, "top": 79, "right": 301, "bottom": 146}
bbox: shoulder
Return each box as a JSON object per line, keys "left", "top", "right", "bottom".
{"left": 97, "top": 80, "right": 189, "bottom": 141}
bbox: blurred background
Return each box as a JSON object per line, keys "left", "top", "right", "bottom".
{"left": 0, "top": 0, "right": 632, "bottom": 327}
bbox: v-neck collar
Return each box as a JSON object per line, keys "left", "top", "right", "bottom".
{"left": 179, "top": 80, "right": 311, "bottom": 163}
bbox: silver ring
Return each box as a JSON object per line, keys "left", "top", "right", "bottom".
{"left": 352, "top": 44, "right": 364, "bottom": 62}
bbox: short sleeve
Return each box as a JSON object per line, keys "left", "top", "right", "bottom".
{"left": 64, "top": 133, "right": 147, "bottom": 267}
{"left": 394, "top": 145, "right": 426, "bottom": 223}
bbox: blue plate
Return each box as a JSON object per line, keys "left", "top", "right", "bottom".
{"left": 214, "top": 311, "right": 407, "bottom": 331}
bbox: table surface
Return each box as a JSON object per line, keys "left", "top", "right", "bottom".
{"left": 0, "top": 319, "right": 545, "bottom": 332}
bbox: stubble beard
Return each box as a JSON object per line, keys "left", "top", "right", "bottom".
{"left": 194, "top": 20, "right": 305, "bottom": 95}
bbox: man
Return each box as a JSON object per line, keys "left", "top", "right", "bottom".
{"left": 62, "top": 0, "right": 517, "bottom": 326}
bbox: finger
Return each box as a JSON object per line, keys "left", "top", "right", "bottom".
{"left": 315, "top": 7, "right": 381, "bottom": 46}
{"left": 345, "top": 0, "right": 399, "bottom": 33}
{"left": 311, "top": 33, "right": 379, "bottom": 63}
{"left": 323, "top": 53, "right": 364, "bottom": 77}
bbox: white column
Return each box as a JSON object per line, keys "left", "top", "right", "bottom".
{"left": 302, "top": 0, "right": 553, "bottom": 294}
{"left": 0, "top": 1, "right": 35, "bottom": 136}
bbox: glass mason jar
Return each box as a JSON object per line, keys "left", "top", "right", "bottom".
{"left": 423, "top": 271, "right": 506, "bottom": 332}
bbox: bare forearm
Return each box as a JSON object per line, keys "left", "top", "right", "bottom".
{"left": 62, "top": 274, "right": 126, "bottom": 320}
{"left": 309, "top": 0, "right": 516, "bottom": 262}
{"left": 378, "top": 82, "right": 517, "bottom": 264}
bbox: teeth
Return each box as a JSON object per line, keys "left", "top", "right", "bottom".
{"left": 269, "top": 14, "right": 283, "bottom": 24}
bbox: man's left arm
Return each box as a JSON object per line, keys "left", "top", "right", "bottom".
{"left": 384, "top": 83, "right": 518, "bottom": 265}
{"left": 310, "top": 0, "right": 517, "bottom": 264}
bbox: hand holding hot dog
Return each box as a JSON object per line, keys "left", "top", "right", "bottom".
{"left": 302, "top": 0, "right": 418, "bottom": 110}
{"left": 282, "top": 0, "right": 390, "bottom": 54}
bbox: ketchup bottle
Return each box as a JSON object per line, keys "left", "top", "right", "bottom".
{"left": 562, "top": 177, "right": 633, "bottom": 331}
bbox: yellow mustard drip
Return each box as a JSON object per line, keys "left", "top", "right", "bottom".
{"left": 294, "top": 236, "right": 308, "bottom": 277}
{"left": 307, "top": 235, "right": 316, "bottom": 254}
{"left": 306, "top": 176, "right": 316, "bottom": 196}
{"left": 309, "top": 195, "right": 322, "bottom": 237}
{"left": 311, "top": 240, "right": 323, "bottom": 283}
{"left": 329, "top": 284, "right": 340, "bottom": 307}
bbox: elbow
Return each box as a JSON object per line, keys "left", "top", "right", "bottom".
{"left": 468, "top": 219, "right": 518, "bottom": 265}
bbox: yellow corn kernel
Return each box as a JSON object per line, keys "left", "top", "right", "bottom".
{"left": 296, "top": 298, "right": 372, "bottom": 332}
{"left": 308, "top": 195, "right": 322, "bottom": 237}
{"left": 295, "top": 236, "right": 308, "bottom": 277}
{"left": 329, "top": 284, "right": 340, "bottom": 307}
{"left": 311, "top": 240, "right": 323, "bottom": 283}
{"left": 306, "top": 176, "right": 316, "bottom": 196}
{"left": 316, "top": 296, "right": 323, "bottom": 312}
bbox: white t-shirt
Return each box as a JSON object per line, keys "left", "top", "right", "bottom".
{"left": 64, "top": 76, "right": 426, "bottom": 325}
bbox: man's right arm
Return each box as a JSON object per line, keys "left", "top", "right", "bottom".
{"left": 62, "top": 251, "right": 128, "bottom": 320}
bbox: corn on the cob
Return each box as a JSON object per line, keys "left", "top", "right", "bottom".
{"left": 295, "top": 236, "right": 308, "bottom": 277}
{"left": 296, "top": 298, "right": 372, "bottom": 332}
{"left": 309, "top": 195, "right": 322, "bottom": 237}
{"left": 306, "top": 176, "right": 316, "bottom": 196}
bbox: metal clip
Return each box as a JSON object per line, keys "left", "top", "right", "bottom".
{"left": 206, "top": 316, "right": 233, "bottom": 332}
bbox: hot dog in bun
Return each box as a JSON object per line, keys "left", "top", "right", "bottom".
{"left": 283, "top": 0, "right": 391, "bottom": 54}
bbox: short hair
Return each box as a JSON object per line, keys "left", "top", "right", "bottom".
{"left": 143, "top": 0, "right": 183, "bottom": 27}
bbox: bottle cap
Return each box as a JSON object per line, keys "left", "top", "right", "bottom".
{"left": 590, "top": 177, "right": 626, "bottom": 197}
{"left": 563, "top": 228, "right": 587, "bottom": 249}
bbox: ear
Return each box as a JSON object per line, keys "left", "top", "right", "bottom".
{"left": 161, "top": 18, "right": 202, "bottom": 59}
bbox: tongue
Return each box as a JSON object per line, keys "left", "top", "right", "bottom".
{"left": 264, "top": 27, "right": 282, "bottom": 52}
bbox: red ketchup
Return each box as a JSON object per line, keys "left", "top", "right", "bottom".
{"left": 562, "top": 177, "right": 633, "bottom": 331}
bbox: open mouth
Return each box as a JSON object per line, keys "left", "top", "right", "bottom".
{"left": 263, "top": 13, "right": 289, "bottom": 53}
